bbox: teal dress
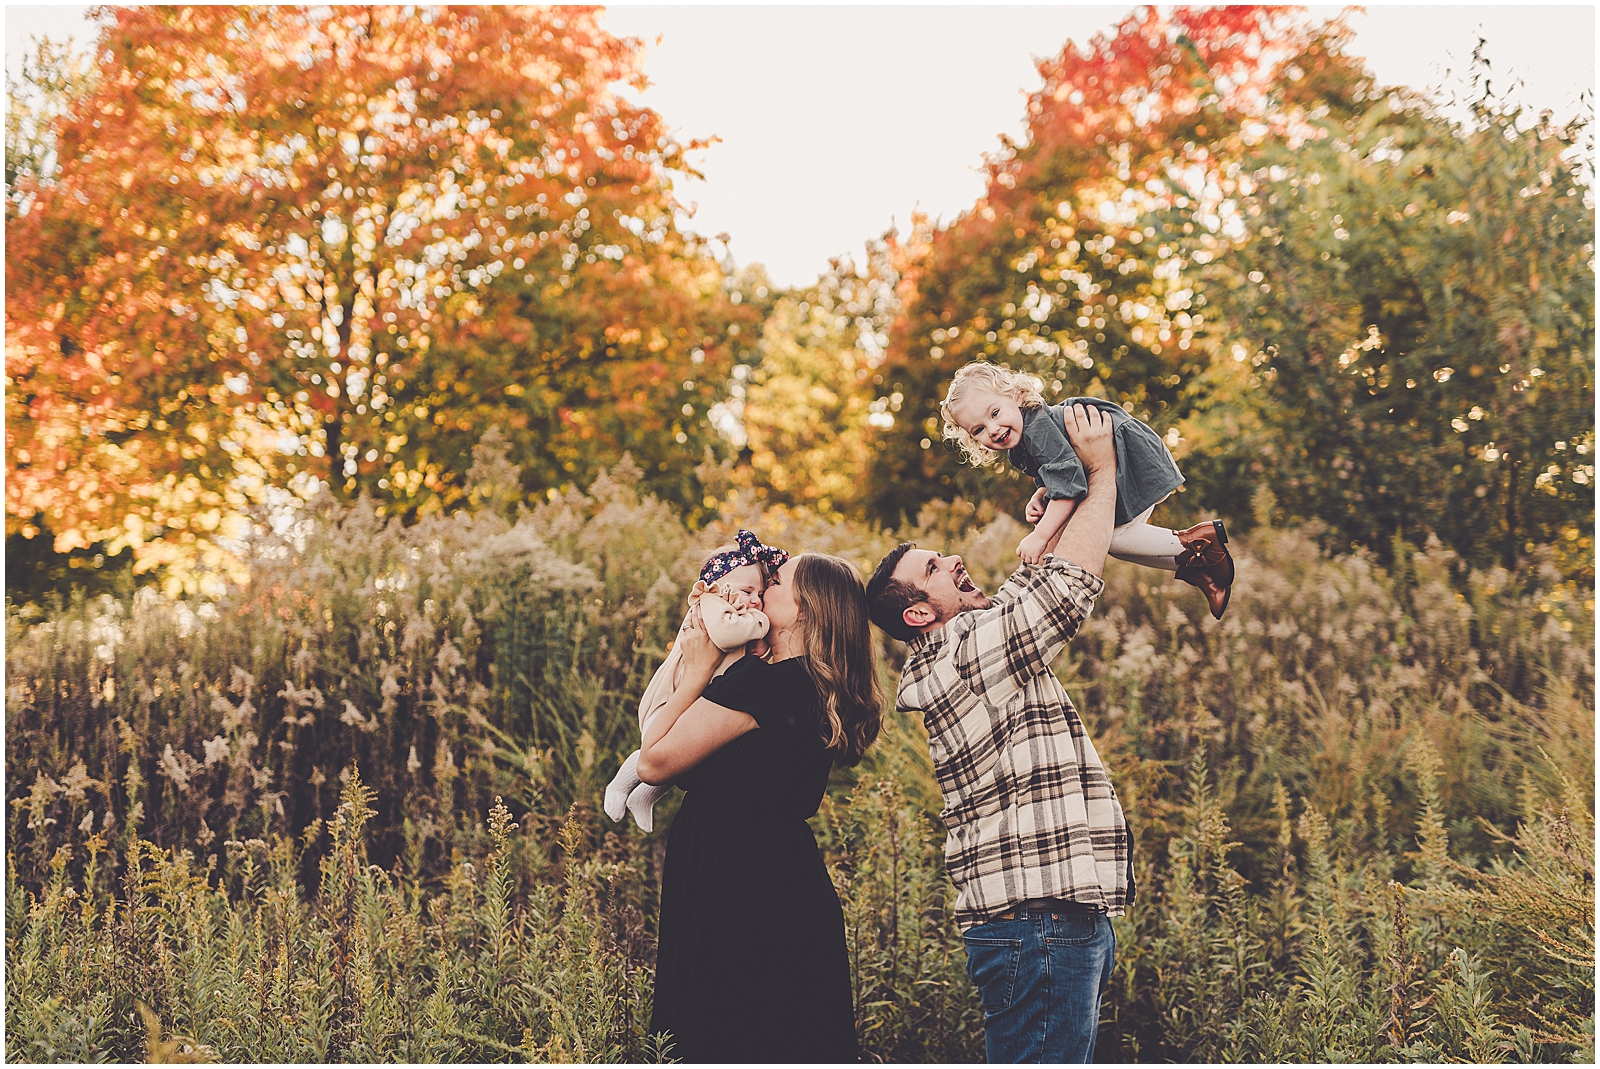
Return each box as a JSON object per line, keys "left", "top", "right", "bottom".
{"left": 1009, "top": 399, "right": 1183, "bottom": 528}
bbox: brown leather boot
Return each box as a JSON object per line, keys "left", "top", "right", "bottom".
{"left": 1175, "top": 564, "right": 1231, "bottom": 619}
{"left": 1174, "top": 520, "right": 1234, "bottom": 619}
{"left": 1173, "top": 520, "right": 1230, "bottom": 568}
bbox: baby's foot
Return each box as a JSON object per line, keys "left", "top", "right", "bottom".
{"left": 604, "top": 750, "right": 642, "bottom": 823}
{"left": 626, "top": 780, "right": 664, "bottom": 833}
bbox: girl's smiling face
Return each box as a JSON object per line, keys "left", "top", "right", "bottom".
{"left": 947, "top": 388, "right": 1025, "bottom": 452}
{"left": 719, "top": 562, "right": 765, "bottom": 612}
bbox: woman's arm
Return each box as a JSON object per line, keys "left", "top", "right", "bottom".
{"left": 637, "top": 695, "right": 758, "bottom": 785}
{"left": 637, "top": 610, "right": 758, "bottom": 784}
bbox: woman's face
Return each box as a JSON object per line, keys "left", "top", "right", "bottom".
{"left": 761, "top": 557, "right": 802, "bottom": 635}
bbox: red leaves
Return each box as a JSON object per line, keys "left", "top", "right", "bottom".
{"left": 863, "top": 6, "right": 1341, "bottom": 523}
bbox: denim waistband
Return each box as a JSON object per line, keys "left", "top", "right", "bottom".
{"left": 993, "top": 898, "right": 1106, "bottom": 921}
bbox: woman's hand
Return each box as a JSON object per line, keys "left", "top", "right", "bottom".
{"left": 675, "top": 602, "right": 722, "bottom": 677}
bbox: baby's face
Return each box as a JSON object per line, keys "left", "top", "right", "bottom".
{"left": 948, "top": 388, "right": 1025, "bottom": 452}
{"left": 719, "top": 563, "right": 765, "bottom": 611}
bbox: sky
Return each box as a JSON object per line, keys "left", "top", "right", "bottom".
{"left": 6, "top": 3, "right": 1594, "bottom": 287}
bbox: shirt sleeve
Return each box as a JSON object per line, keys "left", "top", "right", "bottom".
{"left": 1024, "top": 408, "right": 1088, "bottom": 502}
{"left": 699, "top": 592, "right": 771, "bottom": 650}
{"left": 945, "top": 558, "right": 1103, "bottom": 709}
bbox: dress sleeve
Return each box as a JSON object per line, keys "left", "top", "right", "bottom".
{"left": 1024, "top": 407, "right": 1088, "bottom": 502}
{"left": 700, "top": 658, "right": 817, "bottom": 734}
{"left": 700, "top": 655, "right": 769, "bottom": 717}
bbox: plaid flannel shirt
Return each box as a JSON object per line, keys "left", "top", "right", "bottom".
{"left": 896, "top": 556, "right": 1132, "bottom": 930}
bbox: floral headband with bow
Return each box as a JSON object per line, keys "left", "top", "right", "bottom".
{"left": 699, "top": 529, "right": 790, "bottom": 585}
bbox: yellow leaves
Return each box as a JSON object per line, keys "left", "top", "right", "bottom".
{"left": 53, "top": 527, "right": 93, "bottom": 553}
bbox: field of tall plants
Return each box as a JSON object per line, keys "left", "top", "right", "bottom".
{"left": 6, "top": 452, "right": 1594, "bottom": 1062}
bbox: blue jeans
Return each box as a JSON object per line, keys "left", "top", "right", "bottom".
{"left": 963, "top": 909, "right": 1115, "bottom": 1063}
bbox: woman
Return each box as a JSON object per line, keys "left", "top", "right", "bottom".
{"left": 638, "top": 552, "right": 882, "bottom": 1063}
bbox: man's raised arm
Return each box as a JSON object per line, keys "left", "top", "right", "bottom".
{"left": 933, "top": 406, "right": 1117, "bottom": 710}
{"left": 1051, "top": 404, "right": 1118, "bottom": 577}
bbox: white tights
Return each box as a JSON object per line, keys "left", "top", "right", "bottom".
{"left": 1106, "top": 505, "right": 1185, "bottom": 572}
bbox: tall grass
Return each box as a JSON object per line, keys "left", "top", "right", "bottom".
{"left": 6, "top": 771, "right": 662, "bottom": 1062}
{"left": 7, "top": 458, "right": 1593, "bottom": 1061}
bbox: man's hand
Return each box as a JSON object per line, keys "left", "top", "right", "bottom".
{"left": 1017, "top": 529, "right": 1051, "bottom": 565}
{"left": 1061, "top": 403, "right": 1116, "bottom": 477}
{"left": 1024, "top": 486, "right": 1049, "bottom": 525}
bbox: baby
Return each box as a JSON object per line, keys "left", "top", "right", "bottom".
{"left": 603, "top": 529, "right": 790, "bottom": 831}
{"left": 941, "top": 361, "right": 1236, "bottom": 618}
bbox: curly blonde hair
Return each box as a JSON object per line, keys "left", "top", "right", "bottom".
{"left": 939, "top": 362, "right": 1046, "bottom": 467}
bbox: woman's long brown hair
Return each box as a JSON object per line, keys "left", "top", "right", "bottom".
{"left": 791, "top": 553, "right": 882, "bottom": 765}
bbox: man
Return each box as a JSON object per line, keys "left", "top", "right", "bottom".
{"left": 865, "top": 403, "right": 1130, "bottom": 1063}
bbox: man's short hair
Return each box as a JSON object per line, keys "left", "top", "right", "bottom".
{"left": 866, "top": 542, "right": 928, "bottom": 643}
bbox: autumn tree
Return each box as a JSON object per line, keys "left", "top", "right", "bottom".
{"left": 864, "top": 5, "right": 1321, "bottom": 525}
{"left": 5, "top": 35, "right": 123, "bottom": 597}
{"left": 6, "top": 5, "right": 744, "bottom": 592}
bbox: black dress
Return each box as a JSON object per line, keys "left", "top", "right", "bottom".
{"left": 649, "top": 655, "right": 857, "bottom": 1063}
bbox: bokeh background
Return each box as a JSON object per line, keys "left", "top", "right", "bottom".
{"left": 5, "top": 5, "right": 1593, "bottom": 1063}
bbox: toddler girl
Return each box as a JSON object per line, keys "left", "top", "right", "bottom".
{"left": 941, "top": 361, "right": 1235, "bottom": 618}
{"left": 604, "top": 529, "right": 790, "bottom": 831}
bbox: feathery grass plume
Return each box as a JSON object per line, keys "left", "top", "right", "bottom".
{"left": 1404, "top": 737, "right": 1452, "bottom": 888}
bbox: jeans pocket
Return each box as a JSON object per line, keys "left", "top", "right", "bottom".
{"left": 964, "top": 935, "right": 1023, "bottom": 1015}
{"left": 1043, "top": 913, "right": 1100, "bottom": 947}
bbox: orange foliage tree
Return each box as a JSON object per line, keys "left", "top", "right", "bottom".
{"left": 6, "top": 5, "right": 744, "bottom": 589}
{"left": 864, "top": 5, "right": 1325, "bottom": 523}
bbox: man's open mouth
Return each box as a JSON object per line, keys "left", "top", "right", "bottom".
{"left": 955, "top": 568, "right": 977, "bottom": 593}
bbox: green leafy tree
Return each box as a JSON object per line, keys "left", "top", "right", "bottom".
{"left": 1223, "top": 46, "right": 1595, "bottom": 574}
{"left": 736, "top": 242, "right": 905, "bottom": 516}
